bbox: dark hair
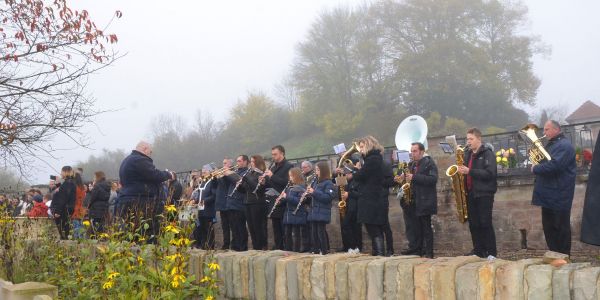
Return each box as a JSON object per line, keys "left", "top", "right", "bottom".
{"left": 467, "top": 127, "right": 482, "bottom": 138}
{"left": 316, "top": 161, "right": 331, "bottom": 181}
{"left": 95, "top": 171, "right": 106, "bottom": 182}
{"left": 238, "top": 155, "right": 249, "bottom": 163}
{"left": 251, "top": 155, "right": 266, "bottom": 171}
{"left": 74, "top": 173, "right": 84, "bottom": 188}
{"left": 411, "top": 142, "right": 425, "bottom": 151}
{"left": 271, "top": 145, "right": 285, "bottom": 155}
{"left": 61, "top": 166, "right": 74, "bottom": 178}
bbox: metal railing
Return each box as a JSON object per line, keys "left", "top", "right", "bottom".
{"left": 175, "top": 120, "right": 599, "bottom": 185}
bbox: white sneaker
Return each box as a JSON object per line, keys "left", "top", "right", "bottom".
{"left": 347, "top": 249, "right": 354, "bottom": 254}
{"left": 487, "top": 255, "right": 496, "bottom": 261}
{"left": 354, "top": 248, "right": 360, "bottom": 254}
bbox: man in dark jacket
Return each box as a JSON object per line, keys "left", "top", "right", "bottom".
{"left": 458, "top": 128, "right": 497, "bottom": 259}
{"left": 223, "top": 155, "right": 250, "bottom": 251}
{"left": 398, "top": 142, "right": 438, "bottom": 258}
{"left": 531, "top": 120, "right": 576, "bottom": 255}
{"left": 116, "top": 141, "right": 174, "bottom": 241}
{"left": 262, "top": 145, "right": 294, "bottom": 250}
{"left": 88, "top": 171, "right": 111, "bottom": 233}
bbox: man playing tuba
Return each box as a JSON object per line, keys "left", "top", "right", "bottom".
{"left": 530, "top": 120, "right": 576, "bottom": 256}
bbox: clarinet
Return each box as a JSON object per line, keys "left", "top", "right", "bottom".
{"left": 293, "top": 175, "right": 318, "bottom": 215}
{"left": 267, "top": 181, "right": 291, "bottom": 218}
{"left": 228, "top": 168, "right": 251, "bottom": 197}
{"left": 253, "top": 161, "right": 275, "bottom": 195}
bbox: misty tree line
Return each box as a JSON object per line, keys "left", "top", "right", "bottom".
{"left": 77, "top": 0, "right": 545, "bottom": 180}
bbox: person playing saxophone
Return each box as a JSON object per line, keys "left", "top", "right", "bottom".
{"left": 394, "top": 142, "right": 438, "bottom": 258}
{"left": 457, "top": 128, "right": 497, "bottom": 259}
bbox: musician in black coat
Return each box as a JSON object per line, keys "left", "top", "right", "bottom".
{"left": 397, "top": 142, "right": 438, "bottom": 258}
{"left": 240, "top": 155, "right": 269, "bottom": 250}
{"left": 458, "top": 128, "right": 498, "bottom": 258}
{"left": 352, "top": 136, "right": 387, "bottom": 256}
{"left": 262, "top": 145, "right": 294, "bottom": 250}
{"left": 339, "top": 156, "right": 363, "bottom": 253}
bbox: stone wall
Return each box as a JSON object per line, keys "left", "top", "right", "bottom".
{"left": 211, "top": 176, "right": 598, "bottom": 257}
{"left": 188, "top": 249, "right": 600, "bottom": 300}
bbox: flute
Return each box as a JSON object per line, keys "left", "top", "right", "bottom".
{"left": 253, "top": 161, "right": 275, "bottom": 195}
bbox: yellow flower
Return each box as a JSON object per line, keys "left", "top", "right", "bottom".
{"left": 509, "top": 148, "right": 515, "bottom": 155}
{"left": 502, "top": 157, "right": 508, "bottom": 162}
{"left": 165, "top": 204, "right": 177, "bottom": 213}
{"left": 171, "top": 274, "right": 186, "bottom": 288}
{"left": 82, "top": 220, "right": 91, "bottom": 227}
{"left": 208, "top": 262, "right": 220, "bottom": 271}
{"left": 171, "top": 267, "right": 182, "bottom": 276}
{"left": 165, "top": 224, "right": 181, "bottom": 234}
{"left": 496, "top": 156, "right": 501, "bottom": 163}
{"left": 200, "top": 276, "right": 211, "bottom": 283}
{"left": 137, "top": 256, "right": 144, "bottom": 265}
{"left": 496, "top": 151, "right": 501, "bottom": 156}
{"left": 205, "top": 296, "right": 214, "bottom": 300}
{"left": 99, "top": 233, "right": 110, "bottom": 239}
{"left": 102, "top": 280, "right": 114, "bottom": 290}
{"left": 107, "top": 272, "right": 120, "bottom": 280}
{"left": 166, "top": 253, "right": 183, "bottom": 262}
{"left": 169, "top": 238, "right": 191, "bottom": 247}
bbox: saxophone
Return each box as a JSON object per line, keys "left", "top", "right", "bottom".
{"left": 445, "top": 146, "right": 468, "bottom": 223}
{"left": 336, "top": 143, "right": 359, "bottom": 218}
{"left": 400, "top": 162, "right": 412, "bottom": 206}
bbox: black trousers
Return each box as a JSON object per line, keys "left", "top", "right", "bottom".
{"left": 365, "top": 223, "right": 384, "bottom": 255}
{"left": 301, "top": 225, "right": 311, "bottom": 252}
{"left": 229, "top": 210, "right": 248, "bottom": 251}
{"left": 271, "top": 217, "right": 285, "bottom": 250}
{"left": 542, "top": 207, "right": 571, "bottom": 255}
{"left": 402, "top": 204, "right": 419, "bottom": 251}
{"left": 219, "top": 211, "right": 231, "bottom": 249}
{"left": 54, "top": 208, "right": 73, "bottom": 240}
{"left": 246, "top": 203, "right": 268, "bottom": 250}
{"left": 341, "top": 208, "right": 362, "bottom": 251}
{"left": 467, "top": 194, "right": 497, "bottom": 257}
{"left": 194, "top": 217, "right": 215, "bottom": 249}
{"left": 415, "top": 215, "right": 434, "bottom": 257}
{"left": 284, "top": 224, "right": 303, "bottom": 252}
{"left": 310, "top": 221, "right": 329, "bottom": 254}
{"left": 383, "top": 221, "right": 394, "bottom": 254}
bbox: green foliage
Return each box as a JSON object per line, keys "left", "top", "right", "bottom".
{"left": 484, "top": 126, "right": 507, "bottom": 135}
{"left": 0, "top": 205, "right": 220, "bottom": 300}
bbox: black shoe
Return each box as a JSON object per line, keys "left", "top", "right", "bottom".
{"left": 372, "top": 237, "right": 385, "bottom": 256}
{"left": 422, "top": 252, "right": 434, "bottom": 259}
{"left": 386, "top": 249, "right": 394, "bottom": 257}
{"left": 400, "top": 248, "right": 421, "bottom": 255}
{"left": 221, "top": 245, "right": 230, "bottom": 250}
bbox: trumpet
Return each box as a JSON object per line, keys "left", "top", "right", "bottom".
{"left": 201, "top": 165, "right": 237, "bottom": 181}
{"left": 268, "top": 181, "right": 291, "bottom": 218}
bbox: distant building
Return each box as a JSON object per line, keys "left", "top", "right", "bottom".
{"left": 565, "top": 100, "right": 600, "bottom": 152}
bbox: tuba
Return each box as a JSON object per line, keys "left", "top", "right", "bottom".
{"left": 336, "top": 143, "right": 359, "bottom": 218}
{"left": 519, "top": 124, "right": 552, "bottom": 165}
{"left": 446, "top": 145, "right": 468, "bottom": 223}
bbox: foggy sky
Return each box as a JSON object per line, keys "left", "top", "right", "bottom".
{"left": 28, "top": 0, "right": 600, "bottom": 183}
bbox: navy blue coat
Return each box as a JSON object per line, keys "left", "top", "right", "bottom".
{"left": 215, "top": 177, "right": 229, "bottom": 212}
{"left": 192, "top": 179, "right": 217, "bottom": 218}
{"left": 224, "top": 168, "right": 248, "bottom": 211}
{"left": 532, "top": 133, "right": 577, "bottom": 211}
{"left": 117, "top": 150, "right": 171, "bottom": 202}
{"left": 307, "top": 180, "right": 336, "bottom": 223}
{"left": 283, "top": 185, "right": 307, "bottom": 225}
